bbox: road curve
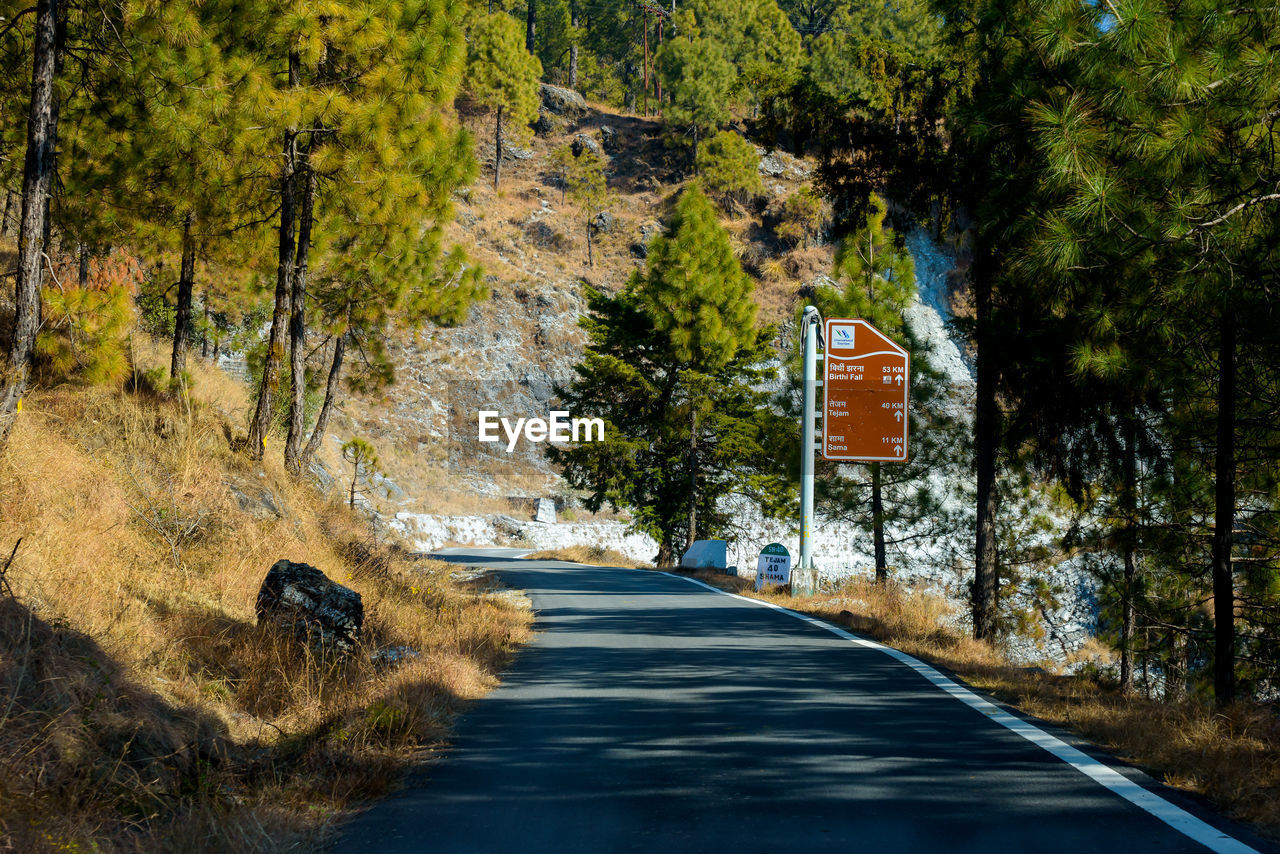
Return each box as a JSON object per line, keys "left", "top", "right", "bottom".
{"left": 335, "top": 550, "right": 1269, "bottom": 854}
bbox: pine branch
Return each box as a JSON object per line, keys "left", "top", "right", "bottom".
{"left": 0, "top": 7, "right": 37, "bottom": 44}
{"left": 1186, "top": 192, "right": 1280, "bottom": 232}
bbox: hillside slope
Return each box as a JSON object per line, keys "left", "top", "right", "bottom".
{"left": 0, "top": 340, "right": 530, "bottom": 851}
{"left": 329, "top": 92, "right": 826, "bottom": 516}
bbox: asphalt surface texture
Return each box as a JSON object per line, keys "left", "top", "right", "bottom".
{"left": 336, "top": 549, "right": 1271, "bottom": 854}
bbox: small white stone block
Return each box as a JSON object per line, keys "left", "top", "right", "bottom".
{"left": 534, "top": 497, "right": 556, "bottom": 524}
{"left": 680, "top": 540, "right": 727, "bottom": 570}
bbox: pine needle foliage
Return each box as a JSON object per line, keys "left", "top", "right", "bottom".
{"left": 555, "top": 144, "right": 609, "bottom": 266}
{"left": 696, "top": 130, "right": 764, "bottom": 214}
{"left": 655, "top": 32, "right": 736, "bottom": 165}
{"left": 465, "top": 12, "right": 542, "bottom": 190}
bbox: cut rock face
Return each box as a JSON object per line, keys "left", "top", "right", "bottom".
{"left": 256, "top": 560, "right": 363, "bottom": 652}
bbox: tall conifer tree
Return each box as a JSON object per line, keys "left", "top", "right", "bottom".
{"left": 466, "top": 13, "right": 542, "bottom": 191}
{"left": 552, "top": 187, "right": 792, "bottom": 564}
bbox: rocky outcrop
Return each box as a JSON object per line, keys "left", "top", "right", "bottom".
{"left": 501, "top": 143, "right": 533, "bottom": 162}
{"left": 531, "top": 112, "right": 566, "bottom": 136}
{"left": 256, "top": 560, "right": 363, "bottom": 651}
{"left": 591, "top": 210, "right": 615, "bottom": 234}
{"left": 228, "top": 482, "right": 283, "bottom": 520}
{"left": 756, "top": 148, "right": 812, "bottom": 180}
{"left": 631, "top": 221, "right": 664, "bottom": 258}
{"left": 539, "top": 83, "right": 587, "bottom": 118}
{"left": 571, "top": 133, "right": 602, "bottom": 159}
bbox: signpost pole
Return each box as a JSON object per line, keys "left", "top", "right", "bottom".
{"left": 799, "top": 306, "right": 819, "bottom": 575}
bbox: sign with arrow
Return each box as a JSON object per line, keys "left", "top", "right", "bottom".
{"left": 822, "top": 318, "right": 909, "bottom": 462}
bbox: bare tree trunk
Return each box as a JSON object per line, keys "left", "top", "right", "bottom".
{"left": 642, "top": 7, "right": 649, "bottom": 116}
{"left": 973, "top": 258, "right": 999, "bottom": 640}
{"left": 76, "top": 241, "right": 88, "bottom": 285}
{"left": 685, "top": 405, "right": 698, "bottom": 551}
{"left": 493, "top": 107, "right": 504, "bottom": 191}
{"left": 0, "top": 0, "right": 59, "bottom": 448}
{"left": 2, "top": 189, "right": 13, "bottom": 237}
{"left": 526, "top": 0, "right": 536, "bottom": 54}
{"left": 1120, "top": 546, "right": 1137, "bottom": 691}
{"left": 284, "top": 158, "right": 316, "bottom": 474}
{"left": 872, "top": 462, "right": 887, "bottom": 583}
{"left": 1119, "top": 413, "right": 1138, "bottom": 693}
{"left": 247, "top": 52, "right": 301, "bottom": 460}
{"left": 1165, "top": 629, "right": 1187, "bottom": 703}
{"left": 1212, "top": 307, "right": 1237, "bottom": 707}
{"left": 656, "top": 17, "right": 663, "bottom": 107}
{"left": 1141, "top": 628, "right": 1151, "bottom": 698}
{"left": 657, "top": 539, "right": 673, "bottom": 568}
{"left": 201, "top": 288, "right": 210, "bottom": 359}
{"left": 170, "top": 212, "right": 197, "bottom": 382}
{"left": 302, "top": 331, "right": 345, "bottom": 464}
{"left": 569, "top": 0, "right": 579, "bottom": 88}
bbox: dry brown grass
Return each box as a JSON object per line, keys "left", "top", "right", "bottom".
{"left": 524, "top": 545, "right": 650, "bottom": 569}
{"left": 0, "top": 345, "right": 532, "bottom": 852}
{"left": 675, "top": 570, "right": 1280, "bottom": 840}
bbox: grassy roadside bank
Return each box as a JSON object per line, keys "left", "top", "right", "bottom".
{"left": 0, "top": 345, "right": 532, "bottom": 852}
{"left": 649, "top": 567, "right": 1280, "bottom": 841}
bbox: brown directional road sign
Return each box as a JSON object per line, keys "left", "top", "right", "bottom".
{"left": 822, "top": 318, "right": 909, "bottom": 462}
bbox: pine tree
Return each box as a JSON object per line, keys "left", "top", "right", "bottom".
{"left": 221, "top": 0, "right": 480, "bottom": 472}
{"left": 0, "top": 0, "right": 60, "bottom": 446}
{"left": 804, "top": 196, "right": 964, "bottom": 582}
{"left": 551, "top": 187, "right": 792, "bottom": 564}
{"left": 682, "top": 0, "right": 803, "bottom": 116}
{"left": 696, "top": 130, "right": 763, "bottom": 214}
{"left": 927, "top": 0, "right": 1280, "bottom": 700}
{"left": 300, "top": 245, "right": 484, "bottom": 466}
{"left": 1012, "top": 0, "right": 1280, "bottom": 705}
{"left": 556, "top": 144, "right": 609, "bottom": 266}
{"left": 342, "top": 438, "right": 382, "bottom": 508}
{"left": 655, "top": 32, "right": 735, "bottom": 166}
{"left": 768, "top": 2, "right": 952, "bottom": 235}
{"left": 56, "top": 1, "right": 264, "bottom": 393}
{"left": 0, "top": 0, "right": 140, "bottom": 443}
{"left": 776, "top": 187, "right": 825, "bottom": 248}
{"left": 466, "top": 12, "right": 543, "bottom": 190}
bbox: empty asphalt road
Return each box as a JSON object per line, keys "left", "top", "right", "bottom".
{"left": 336, "top": 549, "right": 1268, "bottom": 854}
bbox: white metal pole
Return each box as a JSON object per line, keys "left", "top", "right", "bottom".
{"left": 800, "top": 305, "right": 819, "bottom": 572}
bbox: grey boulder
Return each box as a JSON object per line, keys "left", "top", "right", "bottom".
{"left": 539, "top": 83, "right": 587, "bottom": 117}
{"left": 256, "top": 560, "right": 363, "bottom": 651}
{"left": 571, "top": 133, "right": 603, "bottom": 159}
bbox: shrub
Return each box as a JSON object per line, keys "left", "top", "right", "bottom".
{"left": 776, "top": 186, "right": 827, "bottom": 248}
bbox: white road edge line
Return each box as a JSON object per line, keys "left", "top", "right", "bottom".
{"left": 664, "top": 572, "right": 1257, "bottom": 854}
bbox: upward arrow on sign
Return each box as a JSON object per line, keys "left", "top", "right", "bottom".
{"left": 820, "top": 318, "right": 910, "bottom": 462}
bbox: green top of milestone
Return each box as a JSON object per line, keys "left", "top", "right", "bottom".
{"left": 761, "top": 543, "right": 789, "bottom": 557}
